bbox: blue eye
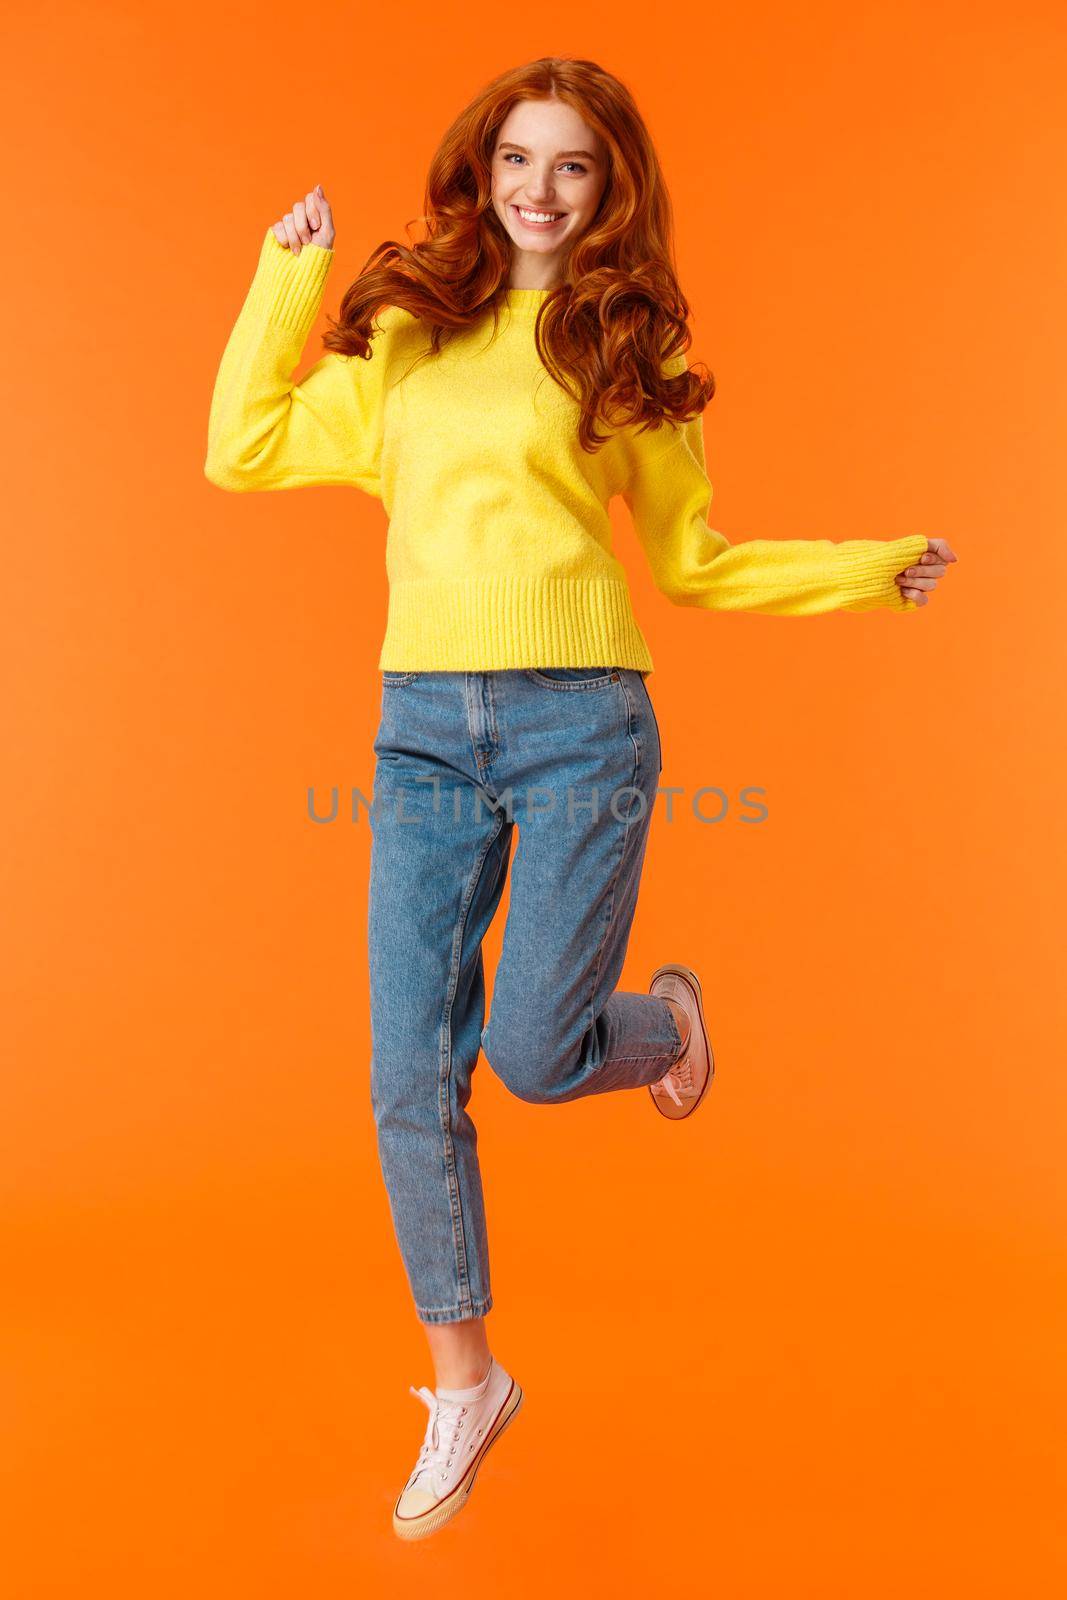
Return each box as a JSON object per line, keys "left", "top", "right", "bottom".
{"left": 501, "top": 153, "right": 586, "bottom": 174}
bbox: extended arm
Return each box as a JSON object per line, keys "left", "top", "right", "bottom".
{"left": 204, "top": 228, "right": 391, "bottom": 495}
{"left": 623, "top": 411, "right": 928, "bottom": 615}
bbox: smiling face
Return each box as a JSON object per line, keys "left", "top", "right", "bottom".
{"left": 490, "top": 96, "right": 609, "bottom": 288}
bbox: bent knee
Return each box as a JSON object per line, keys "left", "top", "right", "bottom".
{"left": 482, "top": 1025, "right": 571, "bottom": 1105}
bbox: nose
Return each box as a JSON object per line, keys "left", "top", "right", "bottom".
{"left": 523, "top": 171, "right": 557, "bottom": 204}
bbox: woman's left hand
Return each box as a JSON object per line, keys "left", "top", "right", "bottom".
{"left": 895, "top": 537, "right": 959, "bottom": 605}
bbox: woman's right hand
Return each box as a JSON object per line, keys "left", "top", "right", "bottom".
{"left": 271, "top": 185, "right": 334, "bottom": 256}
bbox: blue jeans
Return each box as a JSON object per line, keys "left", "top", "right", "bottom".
{"left": 367, "top": 666, "right": 685, "bottom": 1324}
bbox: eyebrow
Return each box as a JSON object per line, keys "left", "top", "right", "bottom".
{"left": 498, "top": 141, "right": 598, "bottom": 162}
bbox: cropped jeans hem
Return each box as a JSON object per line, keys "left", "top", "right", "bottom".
{"left": 416, "top": 1295, "right": 495, "bottom": 1325}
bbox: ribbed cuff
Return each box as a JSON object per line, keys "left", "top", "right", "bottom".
{"left": 245, "top": 226, "right": 333, "bottom": 333}
{"left": 839, "top": 534, "right": 931, "bottom": 613}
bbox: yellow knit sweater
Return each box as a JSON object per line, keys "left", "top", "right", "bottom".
{"left": 205, "top": 229, "right": 928, "bottom": 672}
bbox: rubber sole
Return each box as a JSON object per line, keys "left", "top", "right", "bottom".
{"left": 391, "top": 1378, "right": 524, "bottom": 1541}
{"left": 648, "top": 962, "right": 715, "bottom": 1120}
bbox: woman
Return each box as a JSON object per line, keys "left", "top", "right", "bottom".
{"left": 205, "top": 57, "right": 956, "bottom": 1541}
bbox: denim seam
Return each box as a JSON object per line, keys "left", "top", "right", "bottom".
{"left": 582, "top": 674, "right": 643, "bottom": 1052}
{"left": 611, "top": 1048, "right": 683, "bottom": 1064}
{"left": 638, "top": 672, "right": 664, "bottom": 775}
{"left": 438, "top": 807, "right": 506, "bottom": 1318}
{"left": 524, "top": 668, "right": 619, "bottom": 691}
{"left": 417, "top": 1295, "right": 494, "bottom": 1323}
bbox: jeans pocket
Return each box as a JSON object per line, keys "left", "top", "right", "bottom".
{"left": 524, "top": 666, "right": 620, "bottom": 690}
{"left": 381, "top": 671, "right": 420, "bottom": 686}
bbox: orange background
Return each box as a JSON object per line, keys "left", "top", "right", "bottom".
{"left": 4, "top": 2, "right": 1065, "bottom": 1594}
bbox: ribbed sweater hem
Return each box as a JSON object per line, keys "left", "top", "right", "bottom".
{"left": 377, "top": 576, "right": 655, "bottom": 673}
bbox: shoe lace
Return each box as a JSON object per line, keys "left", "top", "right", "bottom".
{"left": 656, "top": 1047, "right": 693, "bottom": 1108}
{"left": 406, "top": 1385, "right": 469, "bottom": 1493}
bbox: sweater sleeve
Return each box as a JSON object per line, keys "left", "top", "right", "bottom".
{"left": 204, "top": 227, "right": 390, "bottom": 495}
{"left": 621, "top": 409, "right": 929, "bottom": 616}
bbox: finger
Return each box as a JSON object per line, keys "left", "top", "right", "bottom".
{"left": 898, "top": 577, "right": 938, "bottom": 594}
{"left": 902, "top": 562, "right": 946, "bottom": 579}
{"left": 926, "top": 536, "right": 959, "bottom": 563}
{"left": 282, "top": 212, "right": 301, "bottom": 255}
{"left": 895, "top": 579, "right": 940, "bottom": 598}
{"left": 271, "top": 221, "right": 289, "bottom": 248}
{"left": 292, "top": 198, "right": 312, "bottom": 245}
{"left": 305, "top": 188, "right": 321, "bottom": 231}
{"left": 900, "top": 587, "right": 929, "bottom": 604}
{"left": 315, "top": 183, "right": 331, "bottom": 218}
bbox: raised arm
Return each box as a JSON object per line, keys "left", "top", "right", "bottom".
{"left": 622, "top": 408, "right": 930, "bottom": 615}
{"left": 205, "top": 224, "right": 392, "bottom": 495}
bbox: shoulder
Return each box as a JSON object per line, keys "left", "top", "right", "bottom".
{"left": 370, "top": 303, "right": 421, "bottom": 335}
{"left": 660, "top": 349, "right": 690, "bottom": 379}
{"left": 321, "top": 304, "right": 424, "bottom": 375}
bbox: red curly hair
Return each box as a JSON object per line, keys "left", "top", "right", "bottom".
{"left": 321, "top": 56, "right": 716, "bottom": 454}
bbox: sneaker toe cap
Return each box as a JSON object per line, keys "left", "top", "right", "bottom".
{"left": 395, "top": 1485, "right": 440, "bottom": 1518}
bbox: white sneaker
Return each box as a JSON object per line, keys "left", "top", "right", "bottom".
{"left": 648, "top": 962, "right": 715, "bottom": 1120}
{"left": 391, "top": 1356, "right": 523, "bottom": 1541}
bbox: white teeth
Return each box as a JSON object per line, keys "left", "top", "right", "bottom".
{"left": 517, "top": 207, "right": 564, "bottom": 223}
